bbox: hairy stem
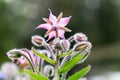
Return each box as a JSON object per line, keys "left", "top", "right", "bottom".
{"left": 61, "top": 72, "right": 67, "bottom": 80}
{"left": 55, "top": 49, "right": 59, "bottom": 80}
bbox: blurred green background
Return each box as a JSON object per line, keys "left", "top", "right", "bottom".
{"left": 0, "top": 0, "right": 120, "bottom": 78}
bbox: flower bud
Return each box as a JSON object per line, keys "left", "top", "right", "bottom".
{"left": 52, "top": 39, "right": 62, "bottom": 50}
{"left": 43, "top": 65, "right": 54, "bottom": 77}
{"left": 74, "top": 33, "right": 88, "bottom": 42}
{"left": 68, "top": 36, "right": 74, "bottom": 42}
{"left": 73, "top": 41, "right": 92, "bottom": 52}
{"left": 60, "top": 40, "right": 70, "bottom": 51}
{"left": 31, "top": 35, "right": 45, "bottom": 46}
{"left": 7, "top": 49, "right": 30, "bottom": 68}
{"left": 7, "top": 49, "right": 25, "bottom": 59}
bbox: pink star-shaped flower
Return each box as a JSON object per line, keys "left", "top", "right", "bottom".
{"left": 36, "top": 9, "right": 72, "bottom": 41}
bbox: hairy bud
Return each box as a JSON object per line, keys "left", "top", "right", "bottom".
{"left": 7, "top": 49, "right": 25, "bottom": 59}
{"left": 73, "top": 41, "right": 92, "bottom": 52}
{"left": 32, "top": 35, "right": 45, "bottom": 46}
{"left": 74, "top": 33, "right": 88, "bottom": 42}
{"left": 60, "top": 40, "right": 70, "bottom": 51}
{"left": 68, "top": 36, "right": 74, "bottom": 42}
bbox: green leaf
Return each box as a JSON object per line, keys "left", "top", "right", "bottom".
{"left": 24, "top": 70, "right": 48, "bottom": 80}
{"left": 67, "top": 65, "right": 91, "bottom": 80}
{"left": 78, "top": 53, "right": 90, "bottom": 64}
{"left": 32, "top": 47, "right": 55, "bottom": 65}
{"left": 73, "top": 51, "right": 82, "bottom": 58}
{"left": 59, "top": 50, "right": 73, "bottom": 58}
{"left": 59, "top": 52, "right": 84, "bottom": 73}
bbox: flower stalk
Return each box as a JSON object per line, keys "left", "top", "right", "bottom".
{"left": 55, "top": 49, "right": 60, "bottom": 80}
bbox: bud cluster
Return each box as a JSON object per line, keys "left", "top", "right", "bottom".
{"left": 6, "top": 10, "right": 92, "bottom": 80}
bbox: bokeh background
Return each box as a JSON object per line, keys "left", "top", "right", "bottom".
{"left": 0, "top": 0, "right": 120, "bottom": 79}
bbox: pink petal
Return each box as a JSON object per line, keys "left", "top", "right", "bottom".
{"left": 36, "top": 23, "right": 51, "bottom": 30}
{"left": 48, "top": 9, "right": 57, "bottom": 23}
{"left": 58, "top": 16, "right": 72, "bottom": 27}
{"left": 58, "top": 30, "right": 65, "bottom": 39}
{"left": 19, "top": 57, "right": 27, "bottom": 64}
{"left": 29, "top": 50, "right": 36, "bottom": 64}
{"left": 47, "top": 31, "right": 56, "bottom": 41}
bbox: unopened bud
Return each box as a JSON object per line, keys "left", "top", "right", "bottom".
{"left": 60, "top": 40, "right": 70, "bottom": 51}
{"left": 74, "top": 33, "right": 88, "bottom": 42}
{"left": 7, "top": 49, "right": 25, "bottom": 59}
{"left": 44, "top": 65, "right": 54, "bottom": 77}
{"left": 31, "top": 35, "right": 45, "bottom": 46}
{"left": 7, "top": 49, "right": 30, "bottom": 68}
{"left": 73, "top": 41, "right": 92, "bottom": 52}
{"left": 68, "top": 36, "right": 74, "bottom": 42}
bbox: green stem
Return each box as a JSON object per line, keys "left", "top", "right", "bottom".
{"left": 55, "top": 49, "right": 59, "bottom": 80}
{"left": 61, "top": 72, "right": 67, "bottom": 80}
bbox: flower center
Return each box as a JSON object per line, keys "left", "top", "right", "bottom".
{"left": 52, "top": 27, "right": 58, "bottom": 31}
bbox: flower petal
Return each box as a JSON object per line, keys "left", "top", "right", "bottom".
{"left": 43, "top": 18, "right": 53, "bottom": 25}
{"left": 58, "top": 26, "right": 71, "bottom": 32}
{"left": 47, "top": 31, "right": 56, "bottom": 41}
{"left": 36, "top": 23, "right": 51, "bottom": 30}
{"left": 57, "top": 12, "right": 63, "bottom": 22}
{"left": 58, "top": 30, "right": 65, "bottom": 39}
{"left": 58, "top": 16, "right": 72, "bottom": 27}
{"left": 48, "top": 9, "right": 57, "bottom": 23}
{"left": 45, "top": 29, "right": 53, "bottom": 37}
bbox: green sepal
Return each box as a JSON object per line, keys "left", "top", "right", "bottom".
{"left": 32, "top": 47, "right": 55, "bottom": 65}
{"left": 78, "top": 53, "right": 90, "bottom": 64}
{"left": 10, "top": 53, "right": 22, "bottom": 58}
{"left": 59, "top": 50, "right": 73, "bottom": 58}
{"left": 67, "top": 65, "right": 91, "bottom": 80}
{"left": 24, "top": 69, "right": 48, "bottom": 80}
{"left": 59, "top": 52, "right": 84, "bottom": 73}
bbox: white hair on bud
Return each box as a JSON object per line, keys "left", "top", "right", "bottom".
{"left": 73, "top": 41, "right": 92, "bottom": 52}
{"left": 44, "top": 65, "right": 54, "bottom": 77}
{"left": 60, "top": 40, "right": 70, "bottom": 51}
{"left": 31, "top": 35, "right": 45, "bottom": 47}
{"left": 74, "top": 33, "right": 88, "bottom": 42}
{"left": 7, "top": 49, "right": 25, "bottom": 59}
